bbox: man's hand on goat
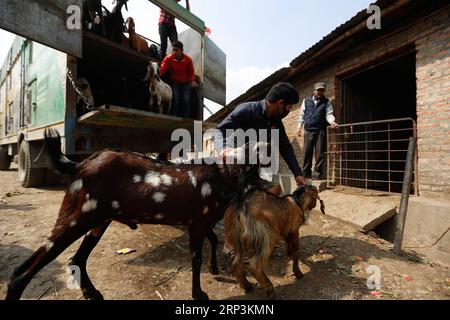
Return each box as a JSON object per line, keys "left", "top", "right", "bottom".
{"left": 297, "top": 128, "right": 304, "bottom": 137}
{"left": 295, "top": 175, "right": 308, "bottom": 186}
{"left": 191, "top": 81, "right": 199, "bottom": 88}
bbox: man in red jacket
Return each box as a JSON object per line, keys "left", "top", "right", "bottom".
{"left": 160, "top": 40, "right": 198, "bottom": 118}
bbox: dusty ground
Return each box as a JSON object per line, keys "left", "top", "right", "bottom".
{"left": 1, "top": 165, "right": 449, "bottom": 300}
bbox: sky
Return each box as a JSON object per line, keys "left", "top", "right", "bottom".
{"left": 0, "top": 0, "right": 374, "bottom": 115}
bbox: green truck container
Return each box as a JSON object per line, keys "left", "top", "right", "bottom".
{"left": 0, "top": 0, "right": 225, "bottom": 187}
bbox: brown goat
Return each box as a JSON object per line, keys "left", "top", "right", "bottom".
{"left": 5, "top": 129, "right": 263, "bottom": 300}
{"left": 224, "top": 185, "right": 325, "bottom": 299}
{"left": 125, "top": 17, "right": 149, "bottom": 55}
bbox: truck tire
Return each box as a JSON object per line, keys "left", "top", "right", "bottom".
{"left": 0, "top": 145, "right": 12, "bottom": 170}
{"left": 18, "top": 140, "right": 45, "bottom": 188}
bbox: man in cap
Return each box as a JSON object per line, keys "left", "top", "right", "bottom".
{"left": 297, "top": 82, "right": 338, "bottom": 179}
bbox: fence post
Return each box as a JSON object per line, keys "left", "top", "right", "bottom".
{"left": 393, "top": 137, "right": 416, "bottom": 255}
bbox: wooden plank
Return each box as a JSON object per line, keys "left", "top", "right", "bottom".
{"left": 0, "top": 0, "right": 83, "bottom": 57}
{"left": 78, "top": 105, "right": 217, "bottom": 131}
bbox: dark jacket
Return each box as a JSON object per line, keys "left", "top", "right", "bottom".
{"left": 304, "top": 97, "right": 329, "bottom": 131}
{"left": 214, "top": 100, "right": 303, "bottom": 177}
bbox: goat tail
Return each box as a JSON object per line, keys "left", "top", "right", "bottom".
{"left": 228, "top": 199, "right": 272, "bottom": 270}
{"left": 43, "top": 128, "right": 78, "bottom": 176}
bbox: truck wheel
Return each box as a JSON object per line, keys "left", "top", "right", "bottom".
{"left": 18, "top": 140, "right": 45, "bottom": 188}
{"left": 0, "top": 145, "right": 12, "bottom": 170}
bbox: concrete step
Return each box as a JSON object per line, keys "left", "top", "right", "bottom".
{"left": 314, "top": 187, "right": 400, "bottom": 232}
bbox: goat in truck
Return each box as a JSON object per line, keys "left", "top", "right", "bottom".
{"left": 143, "top": 61, "right": 172, "bottom": 114}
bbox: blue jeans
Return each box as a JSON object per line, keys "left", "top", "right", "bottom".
{"left": 171, "top": 83, "right": 192, "bottom": 118}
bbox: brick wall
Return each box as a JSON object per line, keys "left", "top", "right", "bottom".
{"left": 278, "top": 8, "right": 450, "bottom": 199}
{"left": 416, "top": 22, "right": 450, "bottom": 199}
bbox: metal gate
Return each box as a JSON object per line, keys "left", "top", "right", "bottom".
{"left": 326, "top": 118, "right": 418, "bottom": 195}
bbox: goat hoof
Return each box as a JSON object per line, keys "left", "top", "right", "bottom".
{"left": 83, "top": 289, "right": 104, "bottom": 300}
{"left": 193, "top": 290, "right": 209, "bottom": 300}
{"left": 243, "top": 283, "right": 254, "bottom": 293}
{"left": 265, "top": 289, "right": 276, "bottom": 300}
{"left": 294, "top": 270, "right": 304, "bottom": 279}
{"left": 209, "top": 265, "right": 219, "bottom": 275}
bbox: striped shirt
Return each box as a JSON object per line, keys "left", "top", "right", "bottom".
{"left": 159, "top": 9, "right": 175, "bottom": 25}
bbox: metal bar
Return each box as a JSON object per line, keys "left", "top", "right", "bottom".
{"left": 339, "top": 168, "right": 409, "bottom": 174}
{"left": 339, "top": 159, "right": 407, "bottom": 163}
{"left": 394, "top": 137, "right": 416, "bottom": 255}
{"left": 327, "top": 127, "right": 330, "bottom": 189}
{"left": 329, "top": 127, "right": 414, "bottom": 137}
{"left": 333, "top": 177, "right": 410, "bottom": 184}
{"left": 365, "top": 124, "right": 368, "bottom": 190}
{"left": 331, "top": 138, "right": 410, "bottom": 145}
{"left": 328, "top": 150, "right": 409, "bottom": 153}
{"left": 333, "top": 117, "right": 415, "bottom": 128}
{"left": 413, "top": 122, "right": 419, "bottom": 196}
{"left": 388, "top": 122, "right": 391, "bottom": 193}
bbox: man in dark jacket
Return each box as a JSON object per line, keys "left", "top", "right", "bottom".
{"left": 214, "top": 82, "right": 307, "bottom": 190}
{"left": 297, "top": 82, "right": 338, "bottom": 179}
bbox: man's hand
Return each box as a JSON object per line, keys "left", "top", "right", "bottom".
{"left": 297, "top": 128, "right": 304, "bottom": 137}
{"left": 191, "top": 81, "right": 199, "bottom": 88}
{"left": 330, "top": 122, "right": 339, "bottom": 129}
{"left": 295, "top": 175, "right": 307, "bottom": 186}
{"left": 219, "top": 148, "right": 235, "bottom": 157}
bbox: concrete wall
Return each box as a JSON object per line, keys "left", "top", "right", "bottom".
{"left": 403, "top": 197, "right": 450, "bottom": 254}
{"left": 279, "top": 8, "right": 450, "bottom": 200}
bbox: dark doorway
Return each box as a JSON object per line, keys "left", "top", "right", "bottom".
{"left": 342, "top": 51, "right": 417, "bottom": 123}
{"left": 335, "top": 51, "right": 417, "bottom": 193}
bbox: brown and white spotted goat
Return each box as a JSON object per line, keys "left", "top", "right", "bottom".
{"left": 6, "top": 129, "right": 262, "bottom": 300}
{"left": 224, "top": 185, "right": 325, "bottom": 299}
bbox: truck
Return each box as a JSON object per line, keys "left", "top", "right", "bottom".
{"left": 0, "top": 0, "right": 226, "bottom": 187}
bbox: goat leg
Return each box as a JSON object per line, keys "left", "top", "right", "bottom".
{"left": 69, "top": 220, "right": 111, "bottom": 300}
{"left": 188, "top": 226, "right": 209, "bottom": 300}
{"left": 250, "top": 261, "right": 275, "bottom": 300}
{"left": 156, "top": 95, "right": 163, "bottom": 114}
{"left": 6, "top": 218, "right": 98, "bottom": 300}
{"left": 206, "top": 229, "right": 219, "bottom": 275}
{"left": 286, "top": 233, "right": 303, "bottom": 279}
{"left": 231, "top": 255, "right": 253, "bottom": 293}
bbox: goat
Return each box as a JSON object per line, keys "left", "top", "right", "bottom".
{"left": 143, "top": 61, "right": 172, "bottom": 114}
{"left": 5, "top": 129, "right": 264, "bottom": 300}
{"left": 125, "top": 17, "right": 150, "bottom": 55}
{"left": 224, "top": 185, "right": 325, "bottom": 299}
{"left": 105, "top": 0, "right": 128, "bottom": 43}
{"left": 83, "top": 0, "right": 103, "bottom": 32}
{"left": 75, "top": 77, "right": 95, "bottom": 116}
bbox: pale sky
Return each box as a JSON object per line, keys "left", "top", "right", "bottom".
{"left": 0, "top": 0, "right": 374, "bottom": 115}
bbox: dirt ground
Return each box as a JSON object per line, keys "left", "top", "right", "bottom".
{"left": 1, "top": 165, "right": 449, "bottom": 300}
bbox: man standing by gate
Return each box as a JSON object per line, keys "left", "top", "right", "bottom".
{"left": 297, "top": 83, "right": 338, "bottom": 179}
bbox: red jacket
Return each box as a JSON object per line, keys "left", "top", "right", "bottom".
{"left": 160, "top": 53, "right": 196, "bottom": 84}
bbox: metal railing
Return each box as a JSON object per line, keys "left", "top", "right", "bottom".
{"left": 326, "top": 118, "right": 418, "bottom": 195}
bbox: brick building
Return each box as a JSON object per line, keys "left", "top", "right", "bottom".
{"left": 209, "top": 0, "right": 450, "bottom": 251}
{"left": 210, "top": 0, "right": 449, "bottom": 200}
